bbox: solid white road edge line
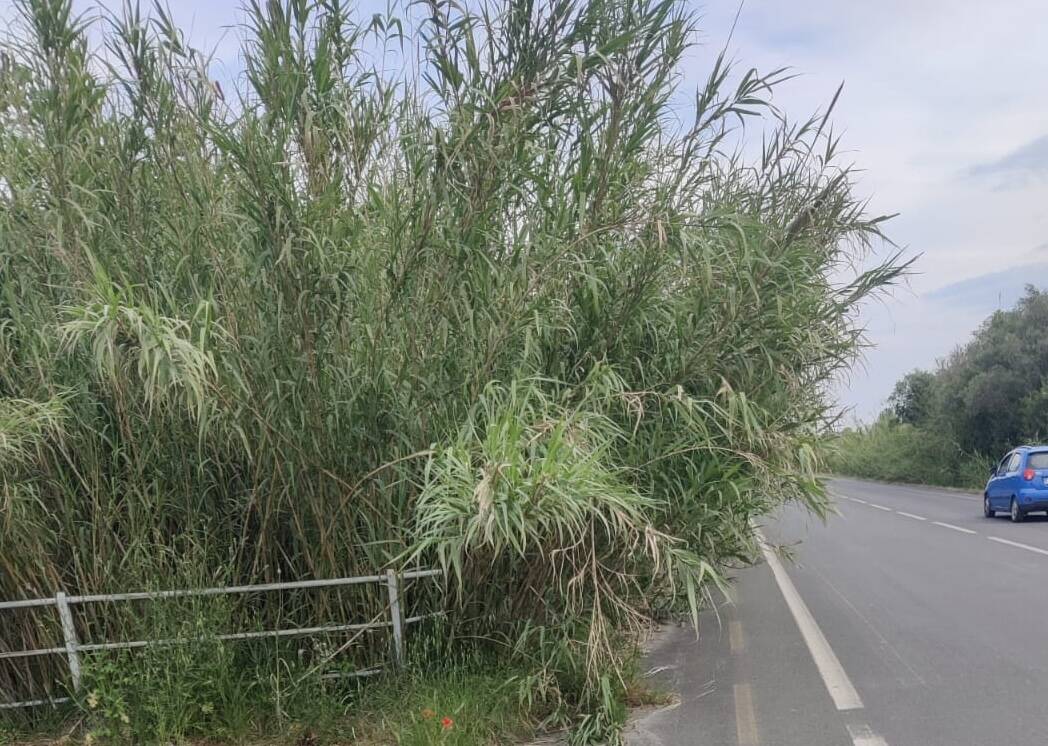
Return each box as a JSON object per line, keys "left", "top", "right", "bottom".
{"left": 754, "top": 527, "right": 864, "bottom": 711}
{"left": 896, "top": 511, "right": 926, "bottom": 521}
{"left": 931, "top": 521, "right": 976, "bottom": 535}
{"left": 988, "top": 536, "right": 1048, "bottom": 557}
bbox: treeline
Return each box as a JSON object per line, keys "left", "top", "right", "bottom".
{"left": 830, "top": 287, "right": 1048, "bottom": 488}
{"left": 0, "top": 0, "right": 902, "bottom": 741}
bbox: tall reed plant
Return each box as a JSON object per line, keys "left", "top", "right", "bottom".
{"left": 0, "top": 0, "right": 907, "bottom": 734}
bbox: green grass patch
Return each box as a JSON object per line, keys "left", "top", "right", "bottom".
{"left": 338, "top": 664, "right": 548, "bottom": 746}
{"left": 0, "top": 661, "right": 617, "bottom": 746}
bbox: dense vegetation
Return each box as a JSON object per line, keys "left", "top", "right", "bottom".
{"left": 0, "top": 0, "right": 903, "bottom": 741}
{"left": 829, "top": 287, "right": 1048, "bottom": 489}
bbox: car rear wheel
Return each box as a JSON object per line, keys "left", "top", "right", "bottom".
{"left": 1011, "top": 498, "right": 1025, "bottom": 523}
{"left": 984, "top": 496, "right": 995, "bottom": 518}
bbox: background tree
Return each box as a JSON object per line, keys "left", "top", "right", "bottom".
{"left": 888, "top": 370, "right": 936, "bottom": 426}
{"left": 832, "top": 287, "right": 1048, "bottom": 488}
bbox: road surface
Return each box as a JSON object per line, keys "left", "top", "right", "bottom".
{"left": 629, "top": 477, "right": 1048, "bottom": 746}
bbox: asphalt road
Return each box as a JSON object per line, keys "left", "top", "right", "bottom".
{"left": 629, "top": 476, "right": 1048, "bottom": 746}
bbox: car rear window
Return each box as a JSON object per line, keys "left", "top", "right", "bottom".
{"left": 1028, "top": 452, "right": 1048, "bottom": 470}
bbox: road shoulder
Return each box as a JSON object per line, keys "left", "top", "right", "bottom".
{"left": 626, "top": 560, "right": 855, "bottom": 746}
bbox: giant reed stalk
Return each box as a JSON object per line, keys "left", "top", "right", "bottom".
{"left": 0, "top": 0, "right": 909, "bottom": 733}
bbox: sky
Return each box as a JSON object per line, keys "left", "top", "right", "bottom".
{"left": 3, "top": 0, "right": 1047, "bottom": 423}
{"left": 690, "top": 1, "right": 1048, "bottom": 425}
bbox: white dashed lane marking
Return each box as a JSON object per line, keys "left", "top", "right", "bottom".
{"left": 896, "top": 511, "right": 926, "bottom": 521}
{"left": 932, "top": 521, "right": 976, "bottom": 535}
{"left": 838, "top": 490, "right": 1048, "bottom": 557}
{"left": 987, "top": 536, "right": 1048, "bottom": 557}
{"left": 847, "top": 722, "right": 890, "bottom": 746}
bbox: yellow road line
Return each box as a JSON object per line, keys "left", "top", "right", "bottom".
{"left": 734, "top": 682, "right": 759, "bottom": 746}
{"left": 729, "top": 620, "right": 745, "bottom": 653}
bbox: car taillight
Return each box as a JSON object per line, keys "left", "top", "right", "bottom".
{"left": 1024, "top": 468, "right": 1036, "bottom": 481}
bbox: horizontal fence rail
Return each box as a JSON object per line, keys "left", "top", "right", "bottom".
{"left": 1, "top": 568, "right": 442, "bottom": 711}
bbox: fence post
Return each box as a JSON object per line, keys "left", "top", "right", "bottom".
{"left": 385, "top": 569, "right": 404, "bottom": 668}
{"left": 55, "top": 592, "right": 82, "bottom": 692}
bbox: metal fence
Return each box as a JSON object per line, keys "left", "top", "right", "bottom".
{"left": 0, "top": 568, "right": 441, "bottom": 711}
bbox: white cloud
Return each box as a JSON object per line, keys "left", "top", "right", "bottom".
{"left": 968, "top": 135, "right": 1048, "bottom": 188}
{"left": 688, "top": 1, "right": 1048, "bottom": 419}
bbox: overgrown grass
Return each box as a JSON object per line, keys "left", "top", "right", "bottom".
{"left": 1, "top": 0, "right": 905, "bottom": 740}
{"left": 0, "top": 663, "right": 567, "bottom": 746}
{"left": 340, "top": 662, "right": 555, "bottom": 746}
{"left": 827, "top": 419, "right": 989, "bottom": 490}
{"left": 1, "top": 631, "right": 659, "bottom": 746}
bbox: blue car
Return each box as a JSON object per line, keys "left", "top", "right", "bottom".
{"left": 984, "top": 446, "right": 1048, "bottom": 522}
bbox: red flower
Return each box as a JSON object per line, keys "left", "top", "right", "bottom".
{"left": 441, "top": 716, "right": 454, "bottom": 730}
